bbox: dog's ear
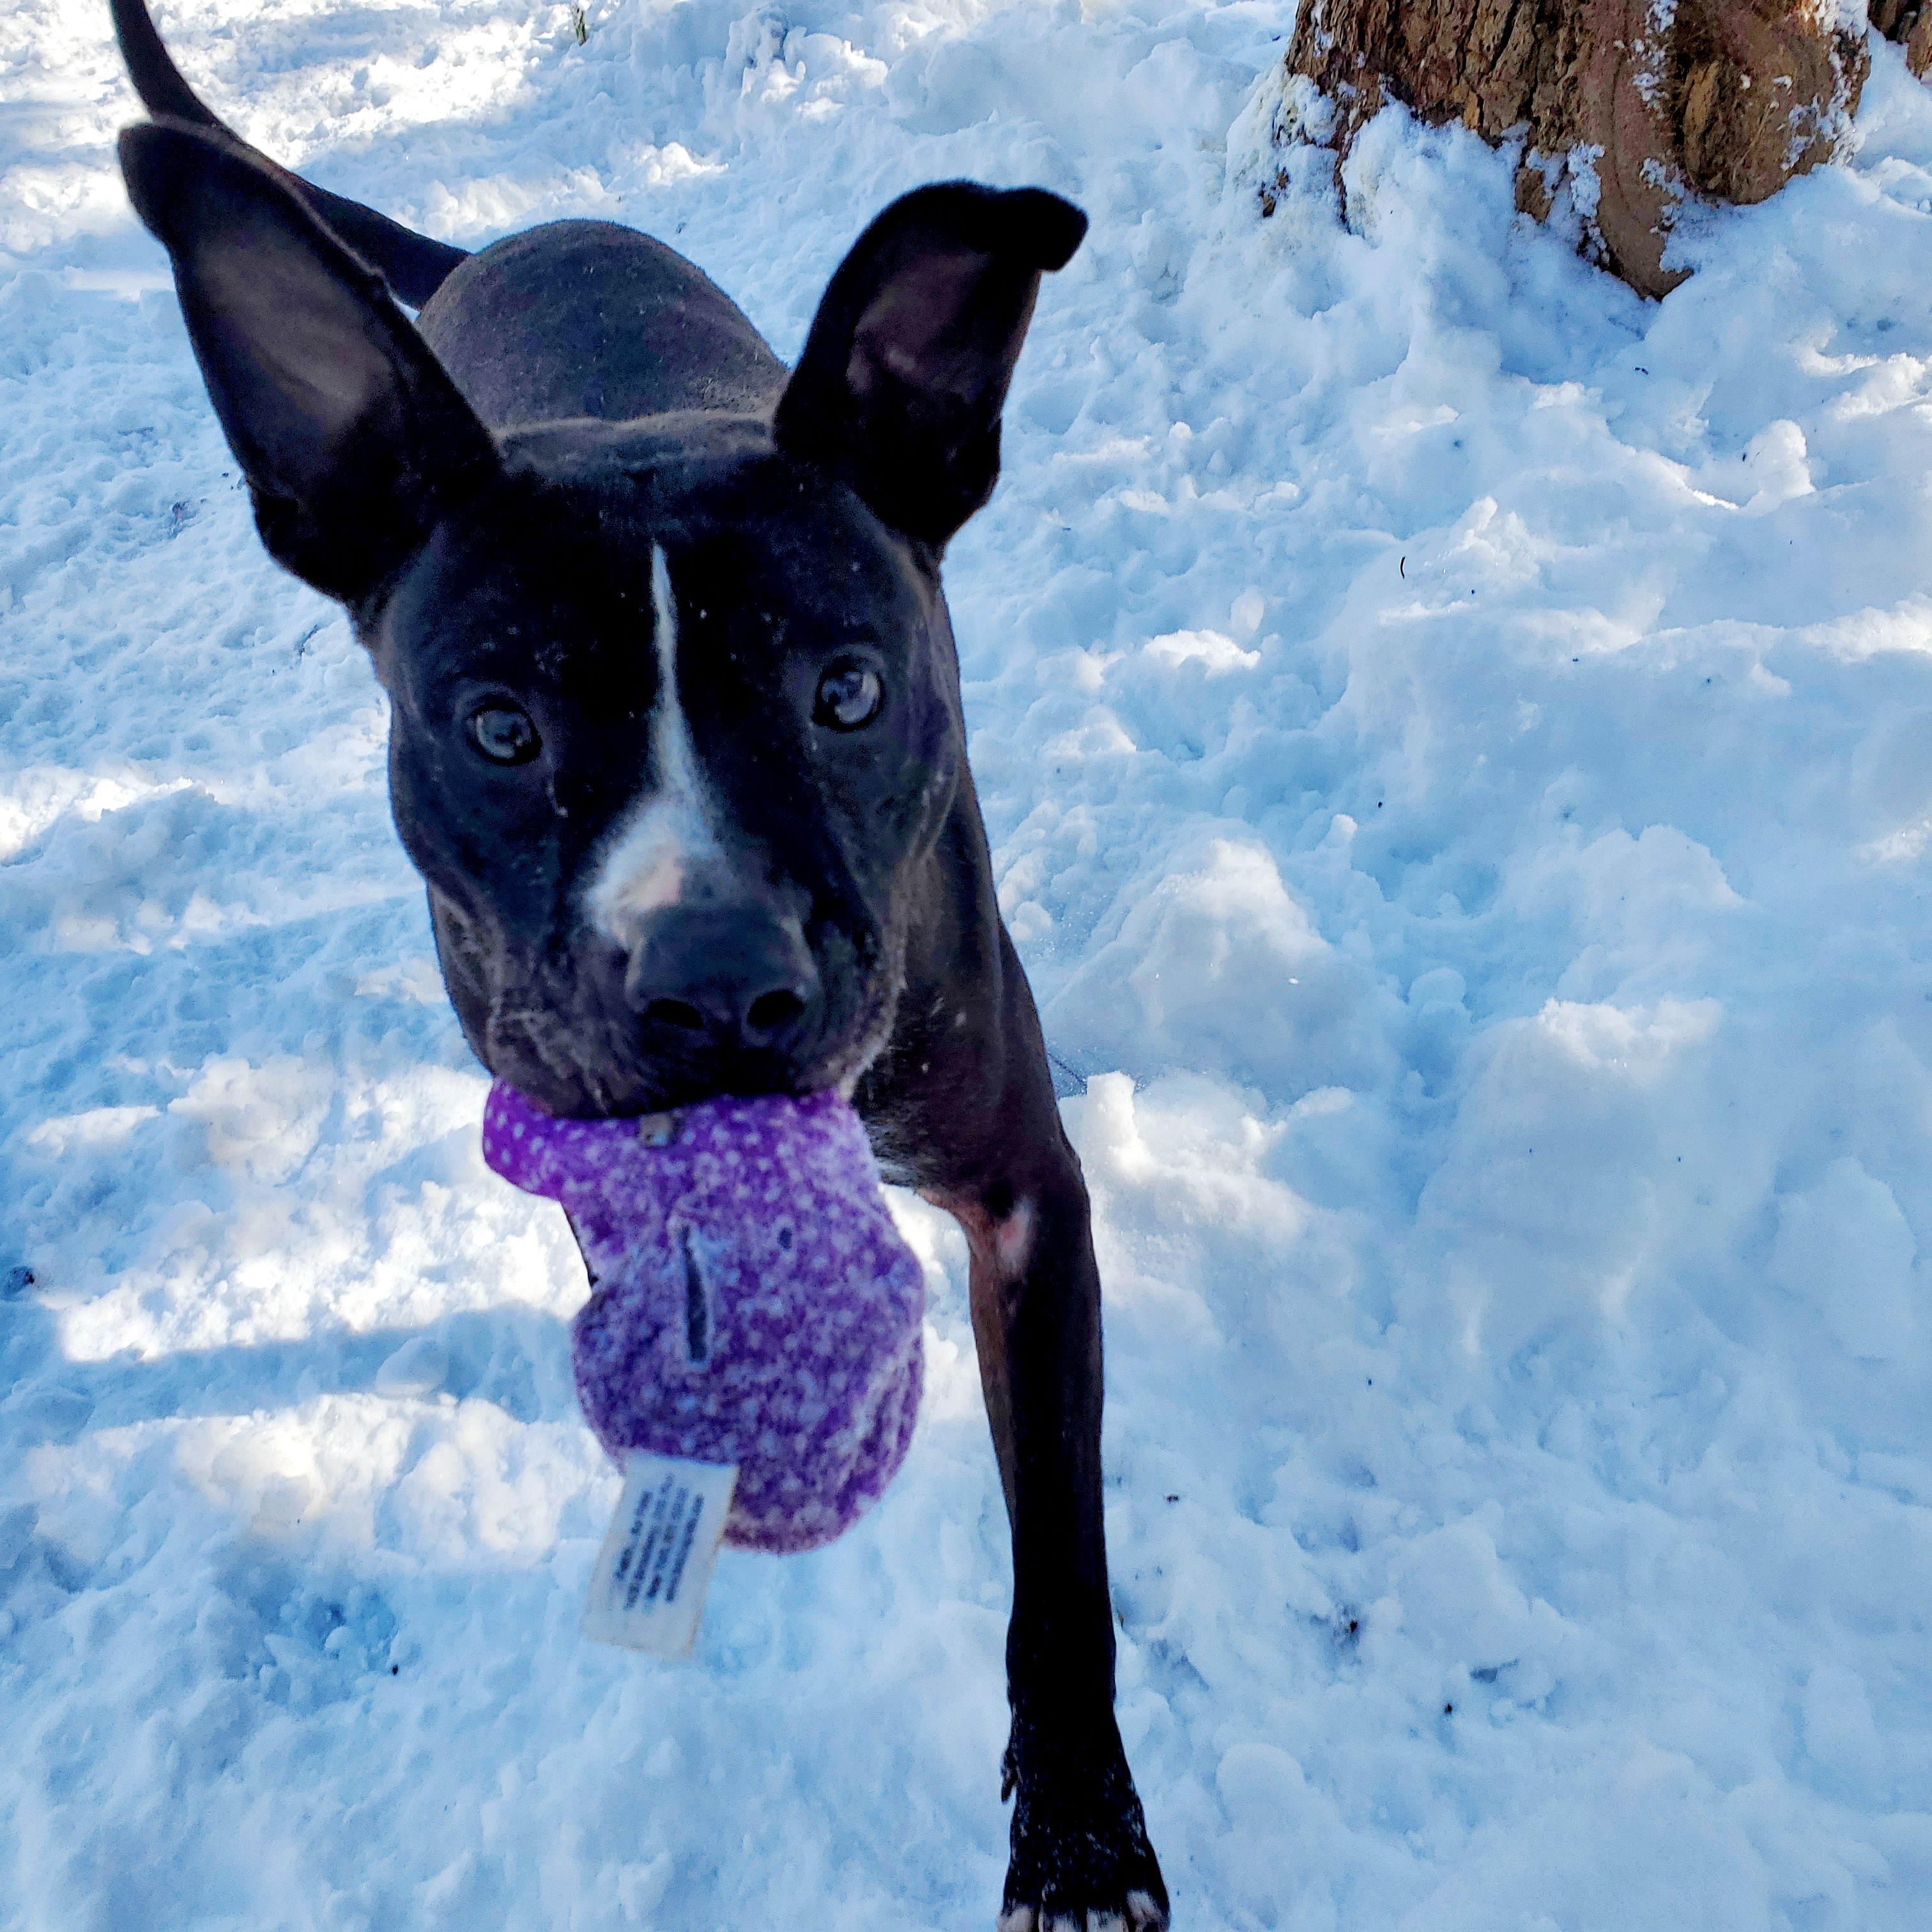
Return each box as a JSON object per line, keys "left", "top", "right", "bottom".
{"left": 119, "top": 119, "right": 497, "bottom": 604}
{"left": 773, "top": 183, "right": 1086, "bottom": 551}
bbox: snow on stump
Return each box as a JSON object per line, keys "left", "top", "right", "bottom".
{"left": 1282, "top": 0, "right": 1869, "bottom": 295}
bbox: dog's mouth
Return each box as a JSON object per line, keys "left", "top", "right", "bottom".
{"left": 477, "top": 960, "right": 900, "bottom": 1122}
{"left": 426, "top": 878, "right": 905, "bottom": 1121}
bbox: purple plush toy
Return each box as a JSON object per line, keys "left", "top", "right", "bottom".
{"left": 482, "top": 1082, "right": 925, "bottom": 1553}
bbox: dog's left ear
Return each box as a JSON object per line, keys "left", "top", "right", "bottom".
{"left": 774, "top": 183, "right": 1086, "bottom": 551}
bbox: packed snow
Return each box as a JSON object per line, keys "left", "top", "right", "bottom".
{"left": 6, "top": 0, "right": 1932, "bottom": 1924}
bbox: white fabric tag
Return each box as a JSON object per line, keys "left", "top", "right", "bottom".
{"left": 581, "top": 1452, "right": 738, "bottom": 1657}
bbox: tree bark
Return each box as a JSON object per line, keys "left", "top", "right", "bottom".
{"left": 1284, "top": 0, "right": 1869, "bottom": 296}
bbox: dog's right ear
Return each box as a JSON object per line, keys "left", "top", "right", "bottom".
{"left": 119, "top": 120, "right": 496, "bottom": 605}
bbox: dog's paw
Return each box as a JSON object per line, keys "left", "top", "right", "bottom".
{"left": 995, "top": 1715, "right": 1169, "bottom": 1932}
{"left": 995, "top": 1902, "right": 1164, "bottom": 1932}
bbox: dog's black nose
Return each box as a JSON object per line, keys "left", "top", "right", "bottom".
{"left": 623, "top": 907, "right": 821, "bottom": 1055}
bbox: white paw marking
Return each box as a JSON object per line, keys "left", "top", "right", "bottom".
{"left": 1090, "top": 1915, "right": 1128, "bottom": 1932}
{"left": 1124, "top": 1890, "right": 1165, "bottom": 1930}
{"left": 996, "top": 1910, "right": 1037, "bottom": 1932}
{"left": 584, "top": 543, "right": 726, "bottom": 939}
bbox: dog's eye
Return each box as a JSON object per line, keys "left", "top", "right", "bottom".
{"left": 468, "top": 703, "right": 541, "bottom": 765}
{"left": 813, "top": 663, "right": 883, "bottom": 732}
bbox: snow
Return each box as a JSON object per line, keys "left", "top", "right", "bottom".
{"left": 6, "top": 0, "right": 1932, "bottom": 1924}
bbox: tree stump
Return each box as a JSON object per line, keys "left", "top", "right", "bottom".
{"left": 1284, "top": 0, "right": 1869, "bottom": 296}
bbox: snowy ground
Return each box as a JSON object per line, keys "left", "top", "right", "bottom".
{"left": 6, "top": 1, "right": 1932, "bottom": 1924}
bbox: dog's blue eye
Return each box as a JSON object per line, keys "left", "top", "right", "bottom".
{"left": 468, "top": 703, "right": 540, "bottom": 765}
{"left": 814, "top": 664, "right": 883, "bottom": 731}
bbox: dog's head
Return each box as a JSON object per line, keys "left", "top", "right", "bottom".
{"left": 119, "top": 121, "right": 1083, "bottom": 1116}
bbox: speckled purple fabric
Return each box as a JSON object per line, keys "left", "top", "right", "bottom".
{"left": 481, "top": 1082, "right": 924, "bottom": 1553}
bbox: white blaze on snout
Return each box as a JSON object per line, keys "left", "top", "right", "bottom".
{"left": 584, "top": 544, "right": 725, "bottom": 940}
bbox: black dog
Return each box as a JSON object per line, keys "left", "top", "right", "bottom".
{"left": 112, "top": 4, "right": 1166, "bottom": 1924}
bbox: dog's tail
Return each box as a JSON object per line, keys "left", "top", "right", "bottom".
{"left": 111, "top": 0, "right": 469, "bottom": 309}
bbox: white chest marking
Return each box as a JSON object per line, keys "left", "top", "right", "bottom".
{"left": 584, "top": 544, "right": 723, "bottom": 940}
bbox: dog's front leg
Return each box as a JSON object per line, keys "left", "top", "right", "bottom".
{"left": 905, "top": 934, "right": 1167, "bottom": 1931}
{"left": 952, "top": 1158, "right": 1167, "bottom": 1932}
